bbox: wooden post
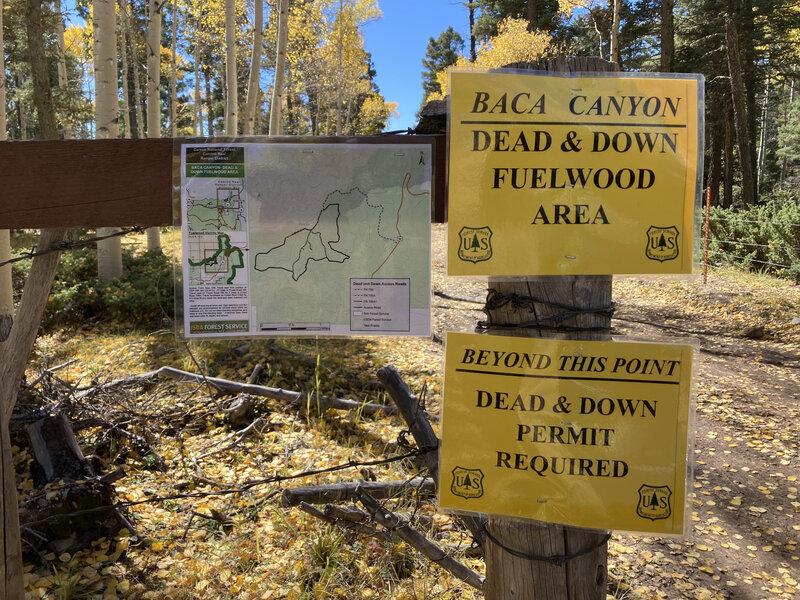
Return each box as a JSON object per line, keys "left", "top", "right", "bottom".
{"left": 479, "top": 57, "right": 616, "bottom": 600}
{"left": 1, "top": 228, "right": 67, "bottom": 600}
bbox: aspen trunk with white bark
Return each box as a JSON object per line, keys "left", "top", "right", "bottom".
{"left": 243, "top": 0, "right": 263, "bottom": 134}
{"left": 94, "top": 0, "right": 123, "bottom": 282}
{"left": 225, "top": 0, "right": 238, "bottom": 134}
{"left": 269, "top": 0, "right": 288, "bottom": 135}
{"left": 146, "top": 0, "right": 163, "bottom": 250}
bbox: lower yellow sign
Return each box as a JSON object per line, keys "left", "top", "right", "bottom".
{"left": 439, "top": 333, "right": 693, "bottom": 534}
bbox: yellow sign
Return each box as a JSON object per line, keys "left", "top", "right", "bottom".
{"left": 447, "top": 70, "right": 703, "bottom": 275}
{"left": 439, "top": 333, "right": 693, "bottom": 534}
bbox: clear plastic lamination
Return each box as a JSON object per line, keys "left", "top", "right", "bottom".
{"left": 173, "top": 136, "right": 433, "bottom": 339}
{"left": 438, "top": 331, "right": 696, "bottom": 536}
{"left": 446, "top": 69, "right": 705, "bottom": 277}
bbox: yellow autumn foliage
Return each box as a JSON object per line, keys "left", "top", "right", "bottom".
{"left": 426, "top": 17, "right": 554, "bottom": 103}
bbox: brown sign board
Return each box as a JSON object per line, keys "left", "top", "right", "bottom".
{"left": 0, "top": 135, "right": 447, "bottom": 229}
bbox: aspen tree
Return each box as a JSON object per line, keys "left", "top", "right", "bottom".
{"left": 224, "top": 0, "right": 237, "bottom": 133}
{"left": 94, "top": 0, "right": 124, "bottom": 282}
{"left": 119, "top": 7, "right": 132, "bottom": 137}
{"left": 269, "top": 0, "right": 288, "bottom": 135}
{"left": 610, "top": 0, "right": 621, "bottom": 65}
{"left": 146, "top": 0, "right": 163, "bottom": 250}
{"left": 243, "top": 0, "right": 263, "bottom": 134}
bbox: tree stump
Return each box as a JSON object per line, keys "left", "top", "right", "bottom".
{"left": 20, "top": 415, "right": 126, "bottom": 555}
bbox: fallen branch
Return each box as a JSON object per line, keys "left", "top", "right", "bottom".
{"left": 92, "top": 367, "right": 398, "bottom": 417}
{"left": 377, "top": 365, "right": 486, "bottom": 548}
{"left": 281, "top": 477, "right": 434, "bottom": 507}
{"left": 323, "top": 503, "right": 434, "bottom": 530}
{"left": 196, "top": 416, "right": 268, "bottom": 460}
{"left": 357, "top": 488, "right": 484, "bottom": 592}
{"left": 299, "top": 502, "right": 390, "bottom": 540}
{"left": 377, "top": 366, "right": 438, "bottom": 480}
{"left": 71, "top": 416, "right": 167, "bottom": 472}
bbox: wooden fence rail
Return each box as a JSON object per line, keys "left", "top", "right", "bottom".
{"left": 0, "top": 135, "right": 447, "bottom": 229}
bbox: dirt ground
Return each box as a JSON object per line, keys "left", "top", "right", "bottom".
{"left": 430, "top": 224, "right": 800, "bottom": 600}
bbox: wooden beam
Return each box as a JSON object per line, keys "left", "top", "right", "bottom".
{"left": 0, "top": 135, "right": 447, "bottom": 229}
{"left": 0, "top": 139, "right": 172, "bottom": 228}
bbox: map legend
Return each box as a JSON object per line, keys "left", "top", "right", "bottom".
{"left": 350, "top": 278, "right": 410, "bottom": 332}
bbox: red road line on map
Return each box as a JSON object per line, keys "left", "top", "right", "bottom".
{"left": 371, "top": 172, "right": 429, "bottom": 278}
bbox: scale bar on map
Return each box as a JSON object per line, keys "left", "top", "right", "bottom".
{"left": 259, "top": 322, "right": 332, "bottom": 332}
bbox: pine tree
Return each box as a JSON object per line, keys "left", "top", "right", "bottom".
{"left": 421, "top": 26, "right": 463, "bottom": 103}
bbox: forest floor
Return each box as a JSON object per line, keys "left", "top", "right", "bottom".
{"left": 13, "top": 224, "right": 800, "bottom": 600}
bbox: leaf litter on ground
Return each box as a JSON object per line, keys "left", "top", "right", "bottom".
{"left": 14, "top": 225, "right": 800, "bottom": 599}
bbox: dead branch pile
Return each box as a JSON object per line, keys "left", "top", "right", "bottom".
{"left": 280, "top": 366, "right": 486, "bottom": 592}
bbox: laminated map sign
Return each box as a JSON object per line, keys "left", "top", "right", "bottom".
{"left": 179, "top": 140, "right": 432, "bottom": 337}
{"left": 439, "top": 332, "right": 693, "bottom": 534}
{"left": 447, "top": 70, "right": 704, "bottom": 276}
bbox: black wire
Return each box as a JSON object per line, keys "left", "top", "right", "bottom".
{"left": 480, "top": 289, "right": 615, "bottom": 332}
{"left": 0, "top": 227, "right": 146, "bottom": 268}
{"left": 482, "top": 524, "right": 611, "bottom": 566}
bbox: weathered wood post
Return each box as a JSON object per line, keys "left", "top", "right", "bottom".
{"left": 479, "top": 57, "right": 616, "bottom": 600}
{"left": 1, "top": 228, "right": 67, "bottom": 599}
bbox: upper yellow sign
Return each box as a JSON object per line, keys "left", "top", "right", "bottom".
{"left": 447, "top": 70, "right": 704, "bottom": 275}
{"left": 438, "top": 333, "right": 693, "bottom": 534}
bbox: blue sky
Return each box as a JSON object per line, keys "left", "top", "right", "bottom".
{"left": 64, "top": 0, "right": 471, "bottom": 133}
{"left": 363, "top": 0, "right": 472, "bottom": 132}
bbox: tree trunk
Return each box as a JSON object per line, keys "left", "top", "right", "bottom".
{"left": 0, "top": 0, "right": 10, "bottom": 343}
{"left": 756, "top": 75, "right": 770, "bottom": 197}
{"left": 55, "top": 0, "right": 73, "bottom": 139}
{"left": 119, "top": 0, "right": 142, "bottom": 139}
{"left": 609, "top": 0, "right": 621, "bottom": 66}
{"left": 170, "top": 0, "right": 178, "bottom": 136}
{"left": 779, "top": 78, "right": 794, "bottom": 186}
{"left": 119, "top": 10, "right": 133, "bottom": 138}
{"left": 527, "top": 0, "right": 537, "bottom": 30}
{"left": 724, "top": 106, "right": 733, "bottom": 208}
{"left": 205, "top": 67, "right": 214, "bottom": 135}
{"left": 740, "top": 0, "right": 758, "bottom": 203}
{"left": 95, "top": 0, "right": 123, "bottom": 281}
{"left": 146, "top": 0, "right": 163, "bottom": 251}
{"left": 224, "top": 0, "right": 238, "bottom": 134}
{"left": 194, "top": 29, "right": 201, "bottom": 135}
{"left": 25, "top": 0, "right": 59, "bottom": 138}
{"left": 94, "top": 0, "right": 119, "bottom": 140}
{"left": 0, "top": 230, "right": 11, "bottom": 343}
{"left": 725, "top": 17, "right": 755, "bottom": 207}
{"left": 269, "top": 0, "right": 288, "bottom": 136}
{"left": 708, "top": 120, "right": 722, "bottom": 206}
{"left": 146, "top": 0, "right": 162, "bottom": 139}
{"left": 1, "top": 228, "right": 67, "bottom": 600}
{"left": 659, "top": 0, "right": 674, "bottom": 72}
{"left": 243, "top": 0, "right": 263, "bottom": 134}
{"left": 480, "top": 57, "right": 614, "bottom": 600}
{"left": 130, "top": 0, "right": 144, "bottom": 136}
{"left": 0, "top": 0, "right": 5, "bottom": 141}
{"left": 468, "top": 1, "right": 476, "bottom": 62}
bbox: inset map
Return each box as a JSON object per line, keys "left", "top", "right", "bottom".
{"left": 186, "top": 185, "right": 246, "bottom": 233}
{"left": 187, "top": 232, "right": 248, "bottom": 286}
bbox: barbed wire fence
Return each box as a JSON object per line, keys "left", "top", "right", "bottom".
{"left": 702, "top": 189, "right": 800, "bottom": 281}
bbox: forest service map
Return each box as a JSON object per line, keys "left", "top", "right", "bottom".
{"left": 180, "top": 142, "right": 432, "bottom": 337}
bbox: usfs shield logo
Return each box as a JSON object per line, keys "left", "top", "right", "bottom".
{"left": 637, "top": 485, "right": 672, "bottom": 521}
{"left": 451, "top": 467, "right": 485, "bottom": 499}
{"left": 646, "top": 226, "right": 680, "bottom": 262}
{"left": 458, "top": 226, "right": 493, "bottom": 264}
